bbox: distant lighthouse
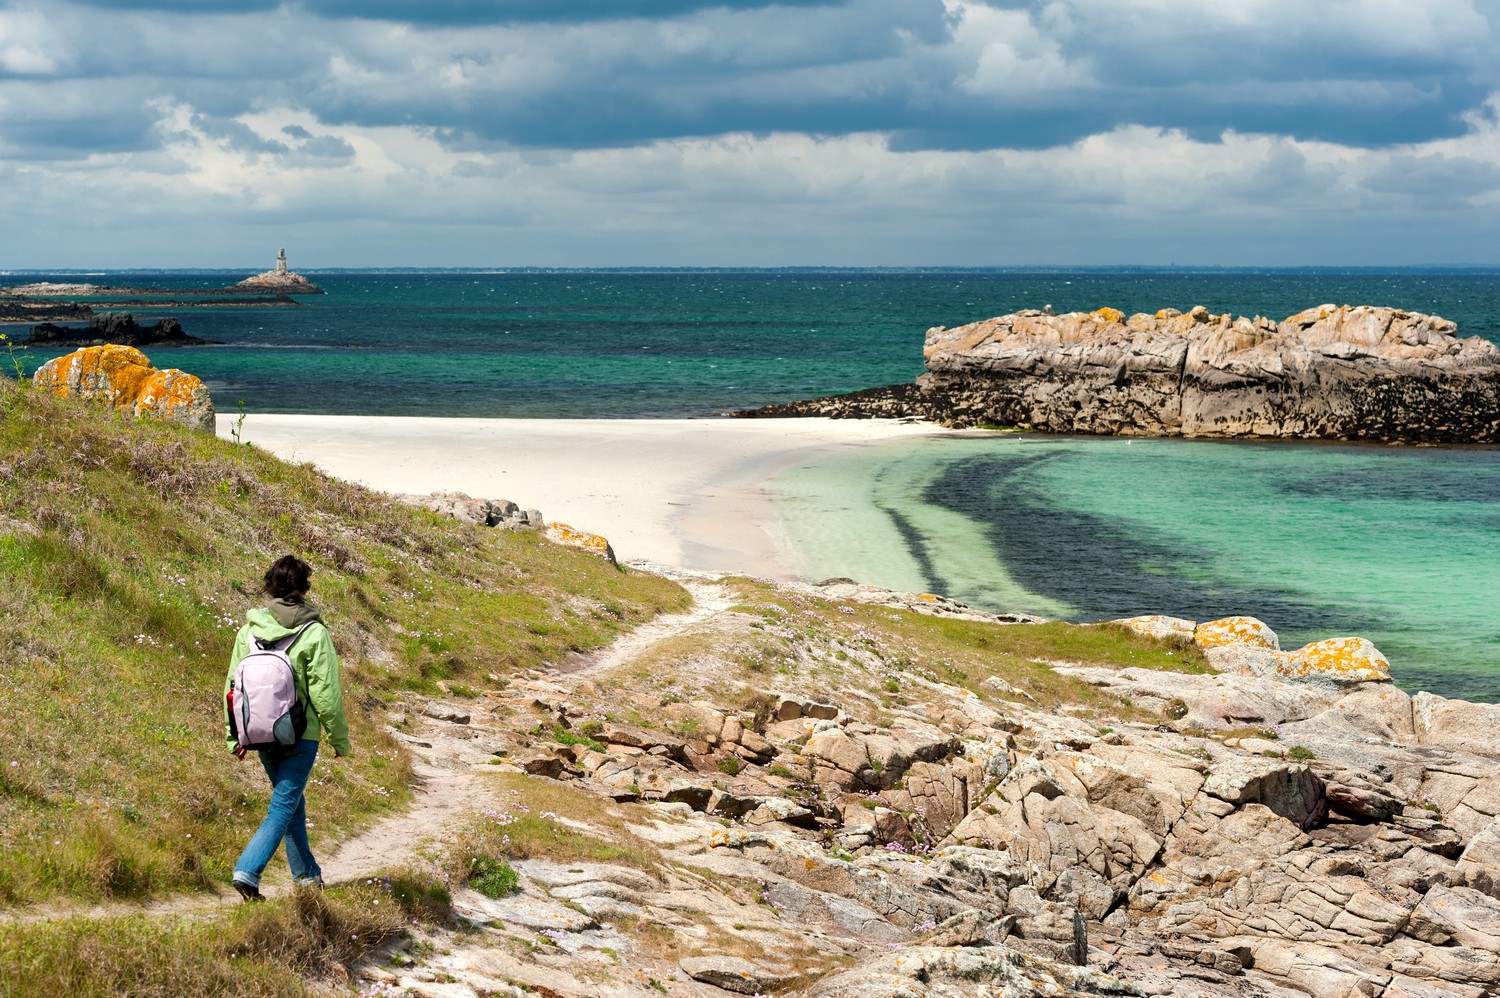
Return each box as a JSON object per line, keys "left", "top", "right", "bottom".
{"left": 233, "top": 248, "right": 323, "bottom": 294}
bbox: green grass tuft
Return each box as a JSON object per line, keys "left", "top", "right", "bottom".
{"left": 468, "top": 855, "right": 520, "bottom": 898}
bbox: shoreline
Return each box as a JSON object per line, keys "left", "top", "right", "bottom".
{"left": 222, "top": 414, "right": 957, "bottom": 579}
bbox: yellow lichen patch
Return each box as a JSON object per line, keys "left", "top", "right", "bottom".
{"left": 545, "top": 522, "right": 618, "bottom": 565}
{"left": 710, "top": 829, "right": 745, "bottom": 849}
{"left": 1091, "top": 307, "right": 1125, "bottom": 324}
{"left": 137, "top": 368, "right": 206, "bottom": 423}
{"left": 1194, "top": 616, "right": 1279, "bottom": 651}
{"left": 1285, "top": 637, "right": 1390, "bottom": 683}
{"left": 33, "top": 344, "right": 154, "bottom": 403}
{"left": 31, "top": 344, "right": 213, "bottom": 430}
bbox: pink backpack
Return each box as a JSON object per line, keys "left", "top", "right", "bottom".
{"left": 227, "top": 623, "right": 313, "bottom": 752}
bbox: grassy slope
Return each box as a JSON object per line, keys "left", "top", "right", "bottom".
{"left": 0, "top": 378, "right": 688, "bottom": 905}
{"left": 0, "top": 375, "right": 1212, "bottom": 994}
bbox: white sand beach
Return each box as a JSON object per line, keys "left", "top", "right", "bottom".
{"left": 221, "top": 415, "right": 950, "bottom": 579}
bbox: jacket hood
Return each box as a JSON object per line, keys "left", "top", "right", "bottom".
{"left": 246, "top": 599, "right": 323, "bottom": 639}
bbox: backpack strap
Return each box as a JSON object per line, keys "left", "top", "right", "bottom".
{"left": 253, "top": 621, "right": 317, "bottom": 653}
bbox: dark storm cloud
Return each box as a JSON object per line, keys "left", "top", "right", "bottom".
{"left": 259, "top": 0, "right": 1494, "bottom": 152}
{"left": 305, "top": 0, "right": 848, "bottom": 23}
{"left": 53, "top": 0, "right": 279, "bottom": 8}
{"left": 67, "top": 0, "right": 845, "bottom": 21}
{"left": 4, "top": 0, "right": 1498, "bottom": 160}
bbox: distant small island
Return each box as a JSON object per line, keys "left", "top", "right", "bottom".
{"left": 0, "top": 249, "right": 321, "bottom": 320}
{"left": 231, "top": 247, "right": 323, "bottom": 294}
{"left": 739, "top": 304, "right": 1500, "bottom": 445}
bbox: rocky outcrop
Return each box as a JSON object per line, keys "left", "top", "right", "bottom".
{"left": 544, "top": 522, "right": 618, "bottom": 566}
{"left": 741, "top": 304, "right": 1500, "bottom": 443}
{"left": 396, "top": 491, "right": 543, "bottom": 531}
{"left": 356, "top": 571, "right": 1500, "bottom": 998}
{"left": 234, "top": 269, "right": 322, "bottom": 294}
{"left": 1117, "top": 612, "right": 1394, "bottom": 689}
{"left": 31, "top": 344, "right": 214, "bottom": 431}
{"left": 397, "top": 493, "right": 620, "bottom": 566}
{"left": 28, "top": 312, "right": 217, "bottom": 347}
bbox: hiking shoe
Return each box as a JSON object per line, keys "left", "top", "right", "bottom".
{"left": 294, "top": 875, "right": 324, "bottom": 891}
{"left": 232, "top": 878, "right": 264, "bottom": 903}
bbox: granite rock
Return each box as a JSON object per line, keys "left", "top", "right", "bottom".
{"left": 31, "top": 344, "right": 215, "bottom": 431}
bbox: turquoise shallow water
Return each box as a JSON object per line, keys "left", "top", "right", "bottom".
{"left": 774, "top": 434, "right": 1500, "bottom": 702}
{"left": 7, "top": 268, "right": 1498, "bottom": 699}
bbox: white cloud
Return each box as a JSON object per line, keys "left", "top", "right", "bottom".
{"left": 945, "top": 1, "right": 1084, "bottom": 98}
{"left": 0, "top": 8, "right": 76, "bottom": 74}
{"left": 1, "top": 0, "right": 1498, "bottom": 264}
{"left": 4, "top": 91, "right": 1494, "bottom": 266}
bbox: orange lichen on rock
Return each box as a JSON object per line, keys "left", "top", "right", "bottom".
{"left": 1285, "top": 637, "right": 1391, "bottom": 684}
{"left": 1208, "top": 632, "right": 1392, "bottom": 687}
{"left": 1194, "top": 616, "right": 1280, "bottom": 651}
{"left": 544, "top": 522, "right": 619, "bottom": 567}
{"left": 1091, "top": 307, "right": 1125, "bottom": 324}
{"left": 30, "top": 344, "right": 215, "bottom": 431}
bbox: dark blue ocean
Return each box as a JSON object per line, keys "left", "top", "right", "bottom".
{"left": 8, "top": 269, "right": 1499, "bottom": 699}
{"left": 10, "top": 270, "right": 1498, "bottom": 418}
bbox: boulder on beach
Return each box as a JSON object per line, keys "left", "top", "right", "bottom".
{"left": 545, "top": 522, "right": 618, "bottom": 566}
{"left": 396, "top": 491, "right": 543, "bottom": 530}
{"left": 31, "top": 344, "right": 215, "bottom": 431}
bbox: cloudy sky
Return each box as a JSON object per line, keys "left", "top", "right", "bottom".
{"left": 1, "top": 0, "right": 1497, "bottom": 268}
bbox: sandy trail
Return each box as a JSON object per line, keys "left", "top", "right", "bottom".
{"left": 3, "top": 579, "right": 737, "bottom": 922}
{"left": 553, "top": 578, "right": 733, "bottom": 680}
{"left": 319, "top": 757, "right": 488, "bottom": 887}
{"left": 318, "top": 579, "right": 736, "bottom": 884}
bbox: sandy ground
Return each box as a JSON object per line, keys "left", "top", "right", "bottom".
{"left": 222, "top": 415, "right": 948, "bottom": 580}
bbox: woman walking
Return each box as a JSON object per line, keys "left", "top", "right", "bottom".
{"left": 223, "top": 554, "right": 351, "bottom": 901}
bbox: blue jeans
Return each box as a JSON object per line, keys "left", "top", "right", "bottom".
{"left": 234, "top": 738, "right": 321, "bottom": 888}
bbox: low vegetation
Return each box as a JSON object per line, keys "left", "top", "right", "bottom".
{"left": 446, "top": 772, "right": 663, "bottom": 877}
{"left": 0, "top": 380, "right": 687, "bottom": 907}
{"left": 602, "top": 578, "right": 1208, "bottom": 727}
{"left": 0, "top": 878, "right": 441, "bottom": 997}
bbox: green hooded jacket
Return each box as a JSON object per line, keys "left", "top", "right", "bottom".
{"left": 223, "top": 598, "right": 351, "bottom": 756}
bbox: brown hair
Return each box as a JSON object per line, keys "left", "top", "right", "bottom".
{"left": 263, "top": 555, "right": 312, "bottom": 603}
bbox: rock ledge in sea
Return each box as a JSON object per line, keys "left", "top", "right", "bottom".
{"left": 740, "top": 304, "right": 1500, "bottom": 444}
{"left": 29, "top": 311, "right": 218, "bottom": 347}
